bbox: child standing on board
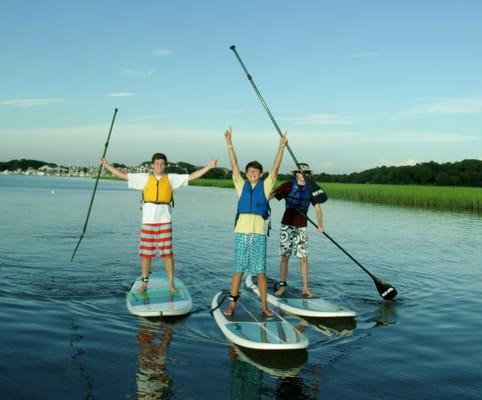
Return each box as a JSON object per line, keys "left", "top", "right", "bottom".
{"left": 271, "top": 163, "right": 324, "bottom": 298}
{"left": 101, "top": 154, "right": 217, "bottom": 292}
{"left": 223, "top": 127, "right": 287, "bottom": 317}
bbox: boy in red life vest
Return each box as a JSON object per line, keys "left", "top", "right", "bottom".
{"left": 101, "top": 153, "right": 217, "bottom": 292}
{"left": 271, "top": 163, "right": 324, "bottom": 298}
{"left": 223, "top": 126, "right": 288, "bottom": 317}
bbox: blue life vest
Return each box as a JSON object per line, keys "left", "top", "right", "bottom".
{"left": 285, "top": 179, "right": 311, "bottom": 213}
{"left": 237, "top": 180, "right": 270, "bottom": 219}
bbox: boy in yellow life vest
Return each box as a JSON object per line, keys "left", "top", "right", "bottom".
{"left": 223, "top": 126, "right": 287, "bottom": 317}
{"left": 101, "top": 153, "right": 217, "bottom": 292}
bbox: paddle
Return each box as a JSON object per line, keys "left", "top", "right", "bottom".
{"left": 297, "top": 208, "right": 397, "bottom": 300}
{"left": 71, "top": 108, "right": 118, "bottom": 262}
{"left": 229, "top": 45, "right": 327, "bottom": 204}
{"left": 229, "top": 45, "right": 398, "bottom": 300}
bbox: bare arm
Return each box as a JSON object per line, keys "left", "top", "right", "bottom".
{"left": 224, "top": 126, "right": 242, "bottom": 181}
{"left": 270, "top": 134, "right": 288, "bottom": 181}
{"left": 100, "top": 158, "right": 128, "bottom": 180}
{"left": 314, "top": 203, "right": 324, "bottom": 233}
{"left": 188, "top": 159, "right": 217, "bottom": 181}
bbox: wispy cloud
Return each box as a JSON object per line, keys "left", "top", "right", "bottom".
{"left": 284, "top": 113, "right": 352, "bottom": 126}
{"left": 345, "top": 51, "right": 380, "bottom": 59}
{"left": 0, "top": 98, "right": 64, "bottom": 108}
{"left": 106, "top": 92, "right": 136, "bottom": 97}
{"left": 151, "top": 48, "right": 173, "bottom": 57}
{"left": 121, "top": 68, "right": 154, "bottom": 78}
{"left": 405, "top": 97, "right": 482, "bottom": 116}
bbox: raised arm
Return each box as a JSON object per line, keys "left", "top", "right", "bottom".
{"left": 270, "top": 134, "right": 288, "bottom": 181}
{"left": 188, "top": 159, "right": 217, "bottom": 181}
{"left": 224, "top": 126, "right": 242, "bottom": 181}
{"left": 100, "top": 158, "right": 128, "bottom": 180}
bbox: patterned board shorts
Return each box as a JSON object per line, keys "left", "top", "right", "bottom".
{"left": 279, "top": 224, "right": 308, "bottom": 258}
{"left": 139, "top": 223, "right": 173, "bottom": 258}
{"left": 234, "top": 233, "right": 267, "bottom": 275}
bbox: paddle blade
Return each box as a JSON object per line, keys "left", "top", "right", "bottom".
{"left": 374, "top": 278, "right": 398, "bottom": 300}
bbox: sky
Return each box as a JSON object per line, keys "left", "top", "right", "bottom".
{"left": 1, "top": 0, "right": 482, "bottom": 173}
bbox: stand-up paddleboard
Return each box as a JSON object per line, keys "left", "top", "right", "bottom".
{"left": 211, "top": 291, "right": 309, "bottom": 350}
{"left": 127, "top": 272, "right": 192, "bottom": 317}
{"left": 245, "top": 275, "right": 356, "bottom": 318}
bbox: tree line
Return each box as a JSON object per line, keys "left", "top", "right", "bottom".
{"left": 2, "top": 158, "right": 481, "bottom": 187}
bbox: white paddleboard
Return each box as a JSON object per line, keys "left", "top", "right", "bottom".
{"left": 245, "top": 275, "right": 356, "bottom": 318}
{"left": 126, "top": 272, "right": 192, "bottom": 317}
{"left": 211, "top": 291, "right": 309, "bottom": 350}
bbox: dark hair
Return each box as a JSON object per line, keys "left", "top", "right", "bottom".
{"left": 151, "top": 153, "right": 167, "bottom": 164}
{"left": 245, "top": 161, "right": 263, "bottom": 173}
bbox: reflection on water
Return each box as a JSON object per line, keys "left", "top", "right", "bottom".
{"left": 136, "top": 319, "right": 173, "bottom": 400}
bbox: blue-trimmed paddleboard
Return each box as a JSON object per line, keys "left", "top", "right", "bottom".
{"left": 126, "top": 272, "right": 192, "bottom": 317}
{"left": 211, "top": 291, "right": 309, "bottom": 350}
{"left": 246, "top": 275, "right": 356, "bottom": 318}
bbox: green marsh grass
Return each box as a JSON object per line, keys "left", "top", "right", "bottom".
{"left": 191, "top": 179, "right": 482, "bottom": 213}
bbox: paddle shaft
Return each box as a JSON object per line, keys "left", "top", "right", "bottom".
{"left": 71, "top": 108, "right": 118, "bottom": 261}
{"left": 299, "top": 210, "right": 377, "bottom": 279}
{"left": 230, "top": 45, "right": 301, "bottom": 168}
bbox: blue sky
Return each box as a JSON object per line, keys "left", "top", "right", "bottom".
{"left": 1, "top": 0, "right": 482, "bottom": 173}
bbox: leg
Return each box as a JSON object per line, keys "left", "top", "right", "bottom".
{"left": 300, "top": 257, "right": 314, "bottom": 297}
{"left": 257, "top": 273, "right": 273, "bottom": 317}
{"left": 163, "top": 255, "right": 176, "bottom": 293}
{"left": 274, "top": 256, "right": 289, "bottom": 296}
{"left": 138, "top": 256, "right": 152, "bottom": 293}
{"left": 276, "top": 224, "right": 293, "bottom": 296}
{"left": 224, "top": 272, "right": 243, "bottom": 316}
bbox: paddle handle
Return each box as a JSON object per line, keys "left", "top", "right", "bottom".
{"left": 71, "top": 108, "right": 118, "bottom": 261}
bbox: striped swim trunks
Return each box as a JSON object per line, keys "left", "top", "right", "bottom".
{"left": 139, "top": 223, "right": 173, "bottom": 258}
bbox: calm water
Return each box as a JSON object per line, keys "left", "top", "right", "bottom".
{"left": 1, "top": 175, "right": 481, "bottom": 399}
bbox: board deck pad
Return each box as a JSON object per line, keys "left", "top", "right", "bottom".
{"left": 127, "top": 272, "right": 192, "bottom": 317}
{"left": 246, "top": 275, "right": 356, "bottom": 318}
{"left": 211, "top": 291, "right": 309, "bottom": 350}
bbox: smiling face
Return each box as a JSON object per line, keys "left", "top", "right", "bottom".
{"left": 151, "top": 158, "right": 167, "bottom": 176}
{"left": 246, "top": 167, "right": 262, "bottom": 184}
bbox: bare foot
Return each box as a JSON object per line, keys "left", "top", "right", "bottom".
{"left": 302, "top": 288, "right": 315, "bottom": 298}
{"left": 274, "top": 286, "right": 286, "bottom": 297}
{"left": 262, "top": 308, "right": 274, "bottom": 317}
{"left": 169, "top": 284, "right": 177, "bottom": 294}
{"left": 224, "top": 301, "right": 236, "bottom": 316}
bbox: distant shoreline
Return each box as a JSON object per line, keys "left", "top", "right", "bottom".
{"left": 4, "top": 174, "right": 480, "bottom": 213}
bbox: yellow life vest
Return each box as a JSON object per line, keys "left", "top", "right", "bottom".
{"left": 142, "top": 175, "right": 173, "bottom": 204}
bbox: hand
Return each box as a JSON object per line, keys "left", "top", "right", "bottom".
{"left": 208, "top": 159, "right": 218, "bottom": 169}
{"left": 100, "top": 157, "right": 108, "bottom": 165}
{"left": 224, "top": 126, "right": 232, "bottom": 144}
{"left": 316, "top": 225, "right": 324, "bottom": 234}
{"left": 280, "top": 132, "right": 288, "bottom": 147}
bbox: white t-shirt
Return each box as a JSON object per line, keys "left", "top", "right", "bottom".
{"left": 127, "top": 173, "right": 189, "bottom": 223}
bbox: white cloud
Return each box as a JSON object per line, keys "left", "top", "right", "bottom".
{"left": 121, "top": 68, "right": 154, "bottom": 78}
{"left": 345, "top": 51, "right": 380, "bottom": 59}
{"left": 0, "top": 98, "right": 64, "bottom": 108}
{"left": 151, "top": 48, "right": 173, "bottom": 57}
{"left": 106, "top": 92, "right": 136, "bottom": 97}
{"left": 405, "top": 97, "right": 482, "bottom": 116}
{"left": 283, "top": 114, "right": 352, "bottom": 126}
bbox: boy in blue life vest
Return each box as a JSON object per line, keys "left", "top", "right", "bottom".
{"left": 101, "top": 154, "right": 217, "bottom": 293}
{"left": 271, "top": 163, "right": 324, "bottom": 298}
{"left": 223, "top": 126, "right": 288, "bottom": 317}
